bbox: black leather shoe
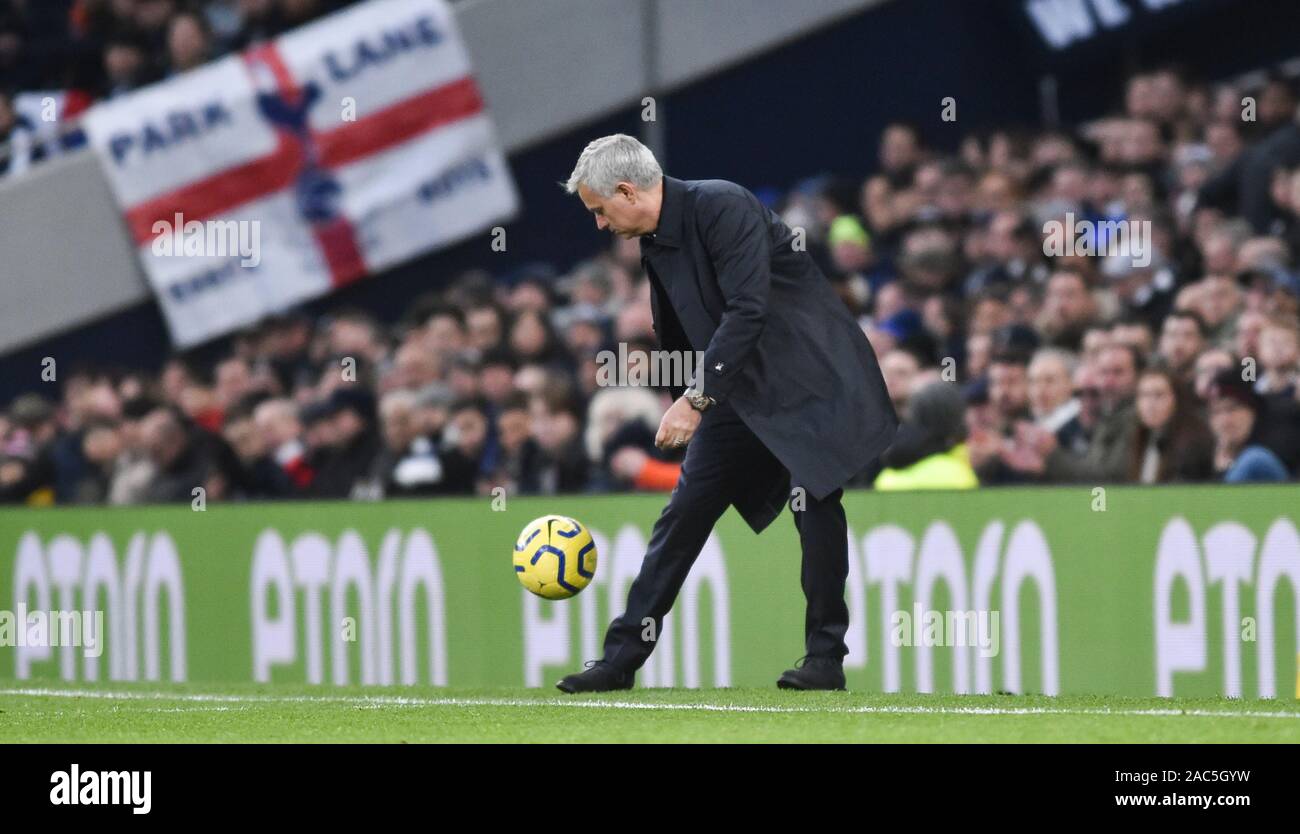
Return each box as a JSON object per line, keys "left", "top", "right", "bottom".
{"left": 777, "top": 656, "right": 846, "bottom": 690}
{"left": 556, "top": 661, "right": 634, "bottom": 693}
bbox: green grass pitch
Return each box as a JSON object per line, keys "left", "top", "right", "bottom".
{"left": 2, "top": 682, "right": 1298, "bottom": 742}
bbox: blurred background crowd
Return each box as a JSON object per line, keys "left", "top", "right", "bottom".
{"left": 1, "top": 0, "right": 369, "bottom": 174}
{"left": 2, "top": 1, "right": 1300, "bottom": 505}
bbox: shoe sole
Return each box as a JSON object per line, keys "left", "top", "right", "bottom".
{"left": 776, "top": 676, "right": 845, "bottom": 691}
{"left": 555, "top": 680, "right": 633, "bottom": 694}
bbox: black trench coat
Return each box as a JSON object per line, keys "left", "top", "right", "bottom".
{"left": 640, "top": 176, "right": 898, "bottom": 533}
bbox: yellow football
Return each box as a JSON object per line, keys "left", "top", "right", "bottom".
{"left": 513, "top": 515, "right": 597, "bottom": 600}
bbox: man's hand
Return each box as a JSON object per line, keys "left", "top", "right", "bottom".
{"left": 999, "top": 439, "right": 1046, "bottom": 475}
{"left": 655, "top": 397, "right": 702, "bottom": 450}
{"left": 965, "top": 427, "right": 1000, "bottom": 469}
{"left": 1014, "top": 421, "right": 1058, "bottom": 457}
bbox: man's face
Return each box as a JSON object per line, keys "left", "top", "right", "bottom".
{"left": 880, "top": 125, "right": 919, "bottom": 173}
{"left": 424, "top": 315, "right": 465, "bottom": 355}
{"left": 1110, "top": 323, "right": 1152, "bottom": 355}
{"left": 1045, "top": 273, "right": 1093, "bottom": 325}
{"left": 1194, "top": 351, "right": 1234, "bottom": 400}
{"left": 1027, "top": 356, "right": 1072, "bottom": 417}
{"left": 1201, "top": 276, "right": 1241, "bottom": 326}
{"left": 1260, "top": 325, "right": 1299, "bottom": 371}
{"left": 466, "top": 308, "right": 502, "bottom": 350}
{"left": 1097, "top": 347, "right": 1137, "bottom": 409}
{"left": 1073, "top": 365, "right": 1102, "bottom": 428}
{"left": 496, "top": 408, "right": 531, "bottom": 454}
{"left": 880, "top": 350, "right": 919, "bottom": 409}
{"left": 1081, "top": 328, "right": 1112, "bottom": 365}
{"left": 83, "top": 425, "right": 123, "bottom": 465}
{"left": 142, "top": 411, "right": 184, "bottom": 467}
{"left": 578, "top": 183, "right": 648, "bottom": 239}
{"left": 223, "top": 416, "right": 264, "bottom": 462}
{"left": 450, "top": 408, "right": 487, "bottom": 455}
{"left": 988, "top": 361, "right": 1028, "bottom": 419}
{"left": 332, "top": 409, "right": 365, "bottom": 445}
{"left": 1209, "top": 397, "right": 1253, "bottom": 449}
{"left": 1158, "top": 317, "right": 1203, "bottom": 372}
{"left": 382, "top": 403, "right": 415, "bottom": 452}
{"left": 479, "top": 364, "right": 515, "bottom": 403}
{"left": 215, "top": 359, "right": 252, "bottom": 408}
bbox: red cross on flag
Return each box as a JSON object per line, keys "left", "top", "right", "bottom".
{"left": 82, "top": 0, "right": 519, "bottom": 348}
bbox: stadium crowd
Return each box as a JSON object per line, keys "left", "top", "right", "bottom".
{"left": 4, "top": 61, "right": 1300, "bottom": 504}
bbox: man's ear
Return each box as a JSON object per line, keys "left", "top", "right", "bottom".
{"left": 616, "top": 182, "right": 637, "bottom": 203}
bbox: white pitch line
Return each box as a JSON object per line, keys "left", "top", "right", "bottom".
{"left": 1, "top": 687, "right": 1299, "bottom": 720}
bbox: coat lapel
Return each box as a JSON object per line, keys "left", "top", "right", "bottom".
{"left": 641, "top": 178, "right": 717, "bottom": 352}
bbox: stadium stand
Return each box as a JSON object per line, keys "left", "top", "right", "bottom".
{"left": 2, "top": 1, "right": 1300, "bottom": 505}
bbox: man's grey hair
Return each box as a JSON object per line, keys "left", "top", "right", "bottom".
{"left": 1029, "top": 346, "right": 1078, "bottom": 375}
{"left": 564, "top": 134, "right": 662, "bottom": 196}
{"left": 379, "top": 388, "right": 419, "bottom": 419}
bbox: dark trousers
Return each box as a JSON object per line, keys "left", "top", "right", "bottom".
{"left": 601, "top": 400, "right": 850, "bottom": 673}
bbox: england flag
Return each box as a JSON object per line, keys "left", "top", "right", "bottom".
{"left": 81, "top": 0, "right": 519, "bottom": 348}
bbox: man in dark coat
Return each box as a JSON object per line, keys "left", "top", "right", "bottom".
{"left": 557, "top": 135, "right": 897, "bottom": 692}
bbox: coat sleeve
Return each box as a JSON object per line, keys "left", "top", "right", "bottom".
{"left": 695, "top": 192, "right": 771, "bottom": 403}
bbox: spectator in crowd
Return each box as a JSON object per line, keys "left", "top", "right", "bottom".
{"left": 370, "top": 388, "right": 443, "bottom": 496}
{"left": 1071, "top": 361, "right": 1104, "bottom": 438}
{"left": 254, "top": 396, "right": 312, "bottom": 489}
{"left": 0, "top": 393, "right": 59, "bottom": 504}
{"left": 465, "top": 302, "right": 507, "bottom": 353}
{"left": 102, "top": 28, "right": 155, "bottom": 97}
{"left": 1027, "top": 347, "right": 1087, "bottom": 455}
{"left": 165, "top": 9, "right": 211, "bottom": 75}
{"left": 1199, "top": 86, "right": 1300, "bottom": 234}
{"left": 528, "top": 387, "right": 588, "bottom": 495}
{"left": 489, "top": 392, "right": 541, "bottom": 494}
{"left": 0, "top": 88, "right": 43, "bottom": 176}
{"left": 968, "top": 351, "right": 1033, "bottom": 485}
{"left": 1128, "top": 366, "right": 1215, "bottom": 483}
{"left": 1037, "top": 269, "right": 1099, "bottom": 351}
{"left": 1156, "top": 309, "right": 1208, "bottom": 384}
{"left": 214, "top": 356, "right": 256, "bottom": 416}
{"left": 215, "top": 396, "right": 291, "bottom": 499}
{"left": 437, "top": 397, "right": 490, "bottom": 494}
{"left": 584, "top": 384, "right": 676, "bottom": 492}
{"left": 1256, "top": 320, "right": 1299, "bottom": 395}
{"left": 308, "top": 387, "right": 379, "bottom": 498}
{"left": 1030, "top": 343, "right": 1142, "bottom": 483}
{"left": 1206, "top": 369, "right": 1290, "bottom": 482}
{"left": 108, "top": 396, "right": 159, "bottom": 504}
{"left": 1193, "top": 346, "right": 1236, "bottom": 401}
{"left": 875, "top": 381, "right": 978, "bottom": 491}
{"left": 1110, "top": 317, "right": 1155, "bottom": 358}
{"left": 880, "top": 348, "right": 922, "bottom": 418}
{"left": 139, "top": 406, "right": 214, "bottom": 503}
{"left": 73, "top": 418, "right": 124, "bottom": 503}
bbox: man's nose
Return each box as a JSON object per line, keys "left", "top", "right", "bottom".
{"left": 595, "top": 216, "right": 608, "bottom": 230}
